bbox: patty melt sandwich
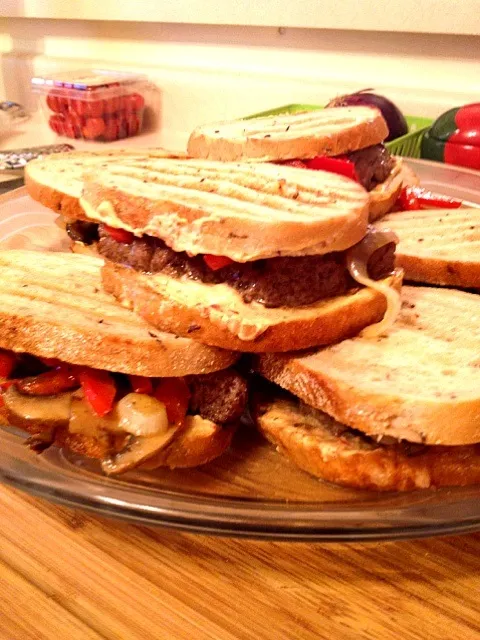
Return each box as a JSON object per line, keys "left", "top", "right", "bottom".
{"left": 32, "top": 155, "right": 403, "bottom": 351}
{"left": 0, "top": 250, "right": 247, "bottom": 474}
{"left": 187, "top": 106, "right": 404, "bottom": 220}
{"left": 253, "top": 286, "right": 480, "bottom": 491}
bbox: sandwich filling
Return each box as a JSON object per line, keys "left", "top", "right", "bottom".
{"left": 280, "top": 144, "right": 395, "bottom": 192}
{"left": 66, "top": 222, "right": 397, "bottom": 309}
{"left": 0, "top": 349, "right": 247, "bottom": 473}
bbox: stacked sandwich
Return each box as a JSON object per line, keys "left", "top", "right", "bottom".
{"left": 5, "top": 109, "right": 479, "bottom": 491}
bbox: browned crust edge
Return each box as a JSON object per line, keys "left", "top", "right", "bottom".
{"left": 253, "top": 395, "right": 480, "bottom": 491}
{"left": 101, "top": 263, "right": 403, "bottom": 353}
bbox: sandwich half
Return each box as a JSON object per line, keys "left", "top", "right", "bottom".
{"left": 54, "top": 156, "right": 402, "bottom": 352}
{"left": 187, "top": 107, "right": 405, "bottom": 220}
{"left": 253, "top": 286, "right": 480, "bottom": 491}
{"left": 375, "top": 206, "right": 480, "bottom": 289}
{"left": 0, "top": 250, "right": 247, "bottom": 474}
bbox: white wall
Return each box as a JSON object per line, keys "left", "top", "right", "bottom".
{"left": 1, "top": 18, "right": 479, "bottom": 150}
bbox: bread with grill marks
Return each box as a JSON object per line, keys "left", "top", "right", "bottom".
{"left": 187, "top": 106, "right": 388, "bottom": 162}
{"left": 80, "top": 158, "right": 370, "bottom": 261}
{"left": 0, "top": 250, "right": 236, "bottom": 376}
{"left": 24, "top": 148, "right": 185, "bottom": 220}
{"left": 376, "top": 207, "right": 480, "bottom": 288}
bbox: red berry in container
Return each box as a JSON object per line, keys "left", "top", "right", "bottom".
{"left": 124, "top": 93, "right": 145, "bottom": 113}
{"left": 83, "top": 117, "right": 106, "bottom": 140}
{"left": 126, "top": 113, "right": 140, "bottom": 136}
{"left": 48, "top": 113, "right": 66, "bottom": 135}
{"left": 103, "top": 116, "right": 119, "bottom": 141}
{"left": 46, "top": 92, "right": 61, "bottom": 113}
{"left": 86, "top": 99, "right": 104, "bottom": 118}
{"left": 115, "top": 116, "right": 128, "bottom": 139}
{"left": 104, "top": 95, "right": 122, "bottom": 115}
{"left": 64, "top": 112, "right": 83, "bottom": 138}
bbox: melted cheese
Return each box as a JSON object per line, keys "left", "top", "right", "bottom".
{"left": 346, "top": 227, "right": 401, "bottom": 338}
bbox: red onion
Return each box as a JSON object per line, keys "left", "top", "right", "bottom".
{"left": 326, "top": 89, "right": 408, "bottom": 142}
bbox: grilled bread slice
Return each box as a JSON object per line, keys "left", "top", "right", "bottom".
{"left": 187, "top": 107, "right": 405, "bottom": 222}
{"left": 376, "top": 207, "right": 480, "bottom": 288}
{"left": 25, "top": 148, "right": 184, "bottom": 219}
{"left": 102, "top": 261, "right": 403, "bottom": 352}
{"left": 80, "top": 158, "right": 370, "bottom": 261}
{"left": 187, "top": 107, "right": 388, "bottom": 162}
{"left": 0, "top": 250, "right": 235, "bottom": 375}
{"left": 0, "top": 250, "right": 239, "bottom": 468}
{"left": 256, "top": 286, "right": 480, "bottom": 445}
{"left": 253, "top": 391, "right": 480, "bottom": 491}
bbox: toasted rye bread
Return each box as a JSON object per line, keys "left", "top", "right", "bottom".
{"left": 80, "top": 158, "right": 369, "bottom": 261}
{"left": 253, "top": 392, "right": 480, "bottom": 491}
{"left": 187, "top": 107, "right": 388, "bottom": 162}
{"left": 256, "top": 286, "right": 480, "bottom": 445}
{"left": 24, "top": 148, "right": 185, "bottom": 220}
{"left": 0, "top": 250, "right": 236, "bottom": 376}
{"left": 102, "top": 260, "right": 403, "bottom": 352}
{"left": 1, "top": 403, "right": 234, "bottom": 469}
{"left": 376, "top": 207, "right": 480, "bottom": 288}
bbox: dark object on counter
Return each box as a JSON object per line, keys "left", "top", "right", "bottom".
{"left": 325, "top": 89, "right": 408, "bottom": 142}
{"left": 0, "top": 101, "right": 28, "bottom": 123}
{"left": 421, "top": 103, "right": 480, "bottom": 170}
{"left": 0, "top": 143, "right": 74, "bottom": 171}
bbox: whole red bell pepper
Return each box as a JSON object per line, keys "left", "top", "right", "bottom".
{"left": 421, "top": 103, "right": 480, "bottom": 170}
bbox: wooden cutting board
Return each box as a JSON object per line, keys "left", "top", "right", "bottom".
{"left": 0, "top": 485, "right": 479, "bottom": 640}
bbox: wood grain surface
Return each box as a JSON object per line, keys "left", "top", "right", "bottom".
{"left": 0, "top": 486, "right": 479, "bottom": 640}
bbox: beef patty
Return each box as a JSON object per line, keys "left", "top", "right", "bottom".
{"left": 66, "top": 223, "right": 395, "bottom": 308}
{"left": 188, "top": 369, "right": 248, "bottom": 425}
{"left": 346, "top": 144, "right": 395, "bottom": 191}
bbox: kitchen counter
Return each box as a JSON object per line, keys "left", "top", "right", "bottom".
{"left": 0, "top": 485, "right": 479, "bottom": 640}
{"left": 1, "top": 102, "right": 479, "bottom": 640}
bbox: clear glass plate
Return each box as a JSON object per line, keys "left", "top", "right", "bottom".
{"left": 0, "top": 160, "right": 479, "bottom": 541}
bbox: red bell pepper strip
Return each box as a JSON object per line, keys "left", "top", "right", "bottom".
{"left": 16, "top": 365, "right": 79, "bottom": 396}
{"left": 0, "top": 350, "right": 16, "bottom": 378}
{"left": 203, "top": 254, "right": 235, "bottom": 271}
{"left": 410, "top": 187, "right": 462, "bottom": 209}
{"left": 129, "top": 375, "right": 153, "bottom": 395}
{"left": 398, "top": 186, "right": 462, "bottom": 211}
{"left": 78, "top": 368, "right": 117, "bottom": 417}
{"left": 398, "top": 187, "right": 421, "bottom": 211}
{"left": 303, "top": 156, "right": 359, "bottom": 182}
{"left": 104, "top": 224, "right": 134, "bottom": 244}
{"left": 154, "top": 377, "right": 190, "bottom": 425}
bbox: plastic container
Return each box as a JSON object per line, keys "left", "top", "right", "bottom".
{"left": 31, "top": 69, "right": 151, "bottom": 142}
{"left": 243, "top": 104, "right": 433, "bottom": 159}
